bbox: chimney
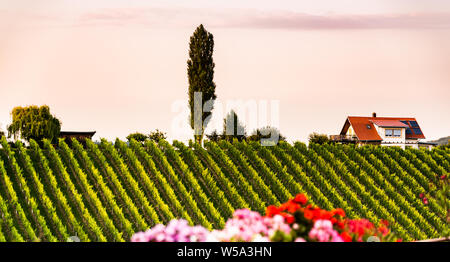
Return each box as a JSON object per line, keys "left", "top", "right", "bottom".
{"left": 372, "top": 112, "right": 377, "bottom": 118}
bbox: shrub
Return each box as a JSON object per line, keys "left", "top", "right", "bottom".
{"left": 308, "top": 132, "right": 330, "bottom": 145}
{"left": 247, "top": 126, "right": 286, "bottom": 145}
{"left": 148, "top": 129, "right": 167, "bottom": 142}
{"left": 126, "top": 132, "right": 148, "bottom": 143}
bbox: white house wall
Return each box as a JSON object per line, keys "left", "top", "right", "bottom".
{"left": 374, "top": 125, "right": 406, "bottom": 143}
{"left": 405, "top": 139, "right": 419, "bottom": 149}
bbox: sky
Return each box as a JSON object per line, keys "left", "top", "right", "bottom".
{"left": 0, "top": 0, "right": 449, "bottom": 143}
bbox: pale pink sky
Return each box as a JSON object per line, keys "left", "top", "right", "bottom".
{"left": 0, "top": 1, "right": 449, "bottom": 143}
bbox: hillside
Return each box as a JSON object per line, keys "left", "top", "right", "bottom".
{"left": 430, "top": 136, "right": 450, "bottom": 145}
{"left": 0, "top": 137, "right": 449, "bottom": 242}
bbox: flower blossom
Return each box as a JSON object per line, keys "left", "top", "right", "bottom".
{"left": 308, "top": 219, "right": 343, "bottom": 242}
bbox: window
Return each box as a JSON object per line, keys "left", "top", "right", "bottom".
{"left": 385, "top": 129, "right": 393, "bottom": 137}
{"left": 385, "top": 129, "right": 401, "bottom": 137}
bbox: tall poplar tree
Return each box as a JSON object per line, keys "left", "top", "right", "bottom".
{"left": 187, "top": 24, "right": 216, "bottom": 144}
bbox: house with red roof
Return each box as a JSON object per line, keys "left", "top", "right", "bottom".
{"left": 330, "top": 113, "right": 436, "bottom": 149}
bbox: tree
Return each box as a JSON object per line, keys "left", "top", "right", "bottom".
{"left": 126, "top": 132, "right": 148, "bottom": 143}
{"left": 222, "top": 110, "right": 246, "bottom": 142}
{"left": 308, "top": 132, "right": 330, "bottom": 145}
{"left": 127, "top": 130, "right": 167, "bottom": 143}
{"left": 148, "top": 129, "right": 167, "bottom": 142}
{"left": 187, "top": 24, "right": 217, "bottom": 144}
{"left": 248, "top": 126, "right": 286, "bottom": 145}
{"left": 7, "top": 105, "right": 61, "bottom": 143}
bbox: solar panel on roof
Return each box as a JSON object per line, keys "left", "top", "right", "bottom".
{"left": 405, "top": 128, "right": 413, "bottom": 135}
{"left": 400, "top": 120, "right": 409, "bottom": 125}
{"left": 412, "top": 128, "right": 422, "bottom": 135}
{"left": 410, "top": 121, "right": 419, "bottom": 127}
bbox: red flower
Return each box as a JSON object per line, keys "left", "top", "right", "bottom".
{"left": 304, "top": 209, "right": 314, "bottom": 220}
{"left": 266, "top": 205, "right": 280, "bottom": 217}
{"left": 288, "top": 204, "right": 300, "bottom": 213}
{"left": 440, "top": 175, "right": 447, "bottom": 180}
{"left": 294, "top": 194, "right": 308, "bottom": 205}
{"left": 266, "top": 193, "right": 395, "bottom": 242}
{"left": 336, "top": 221, "right": 345, "bottom": 230}
{"left": 330, "top": 217, "right": 337, "bottom": 224}
{"left": 423, "top": 198, "right": 429, "bottom": 205}
{"left": 282, "top": 199, "right": 301, "bottom": 213}
{"left": 340, "top": 232, "right": 353, "bottom": 242}
{"left": 332, "top": 208, "right": 346, "bottom": 218}
{"left": 281, "top": 213, "right": 295, "bottom": 224}
{"left": 278, "top": 204, "right": 287, "bottom": 213}
{"left": 419, "top": 193, "right": 424, "bottom": 199}
{"left": 378, "top": 226, "right": 389, "bottom": 236}
{"left": 346, "top": 219, "right": 375, "bottom": 237}
{"left": 318, "top": 210, "right": 333, "bottom": 220}
{"left": 357, "top": 227, "right": 365, "bottom": 237}
{"left": 396, "top": 239, "right": 403, "bottom": 242}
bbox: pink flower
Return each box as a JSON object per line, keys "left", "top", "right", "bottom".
{"left": 308, "top": 219, "right": 343, "bottom": 242}
{"left": 131, "top": 219, "right": 210, "bottom": 242}
{"left": 295, "top": 237, "right": 306, "bottom": 242}
{"left": 210, "top": 209, "right": 292, "bottom": 242}
{"left": 130, "top": 232, "right": 149, "bottom": 242}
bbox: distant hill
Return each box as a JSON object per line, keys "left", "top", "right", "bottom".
{"left": 429, "top": 136, "right": 450, "bottom": 145}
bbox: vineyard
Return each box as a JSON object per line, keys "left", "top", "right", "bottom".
{"left": 0, "top": 136, "right": 449, "bottom": 242}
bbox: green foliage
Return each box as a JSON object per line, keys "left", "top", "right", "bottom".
{"left": 308, "top": 132, "right": 330, "bottom": 145}
{"left": 29, "top": 139, "right": 90, "bottom": 241}
{"left": 247, "top": 126, "right": 286, "bottom": 145}
{"left": 205, "top": 130, "right": 221, "bottom": 142}
{"left": 0, "top": 139, "right": 448, "bottom": 241}
{"left": 222, "top": 110, "right": 246, "bottom": 142}
{"left": 126, "top": 130, "right": 167, "bottom": 143}
{"left": 148, "top": 129, "right": 167, "bottom": 142}
{"left": 126, "top": 132, "right": 148, "bottom": 143}
{"left": 101, "top": 139, "right": 161, "bottom": 226}
{"left": 205, "top": 111, "right": 246, "bottom": 142}
{"left": 429, "top": 174, "right": 450, "bottom": 236}
{"left": 7, "top": 105, "right": 61, "bottom": 143}
{"left": 187, "top": 24, "right": 216, "bottom": 144}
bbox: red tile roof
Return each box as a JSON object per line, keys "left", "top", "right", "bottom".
{"left": 340, "top": 116, "right": 425, "bottom": 141}
{"left": 371, "top": 120, "right": 409, "bottom": 128}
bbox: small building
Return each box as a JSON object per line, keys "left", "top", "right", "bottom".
{"left": 330, "top": 113, "right": 435, "bottom": 149}
{"left": 59, "top": 131, "right": 96, "bottom": 145}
